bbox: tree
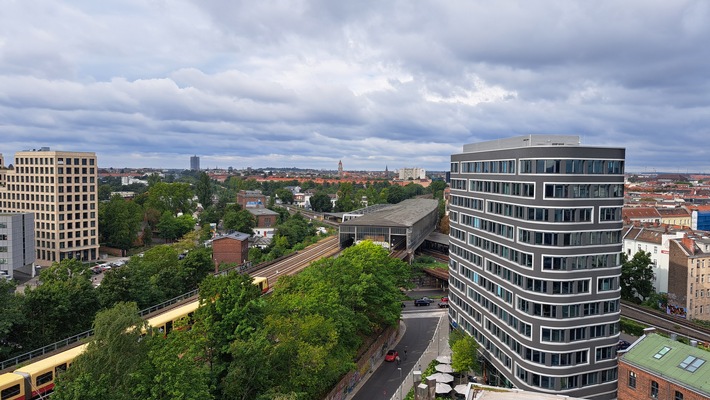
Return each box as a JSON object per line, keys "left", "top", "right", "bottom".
{"left": 621, "top": 250, "right": 656, "bottom": 303}
{"left": 99, "top": 194, "right": 143, "bottom": 251}
{"left": 53, "top": 302, "right": 148, "bottom": 400}
{"left": 0, "top": 280, "right": 24, "bottom": 359}
{"left": 157, "top": 212, "right": 195, "bottom": 243}
{"left": 428, "top": 180, "right": 447, "bottom": 199}
{"left": 193, "top": 272, "right": 265, "bottom": 397}
{"left": 450, "top": 331, "right": 480, "bottom": 378}
{"left": 274, "top": 212, "right": 316, "bottom": 248}
{"left": 386, "top": 185, "right": 406, "bottom": 203}
{"left": 223, "top": 209, "right": 256, "bottom": 235}
{"left": 309, "top": 192, "right": 332, "bottom": 212}
{"left": 146, "top": 182, "right": 195, "bottom": 216}
{"left": 275, "top": 188, "right": 294, "bottom": 205}
{"left": 18, "top": 259, "right": 100, "bottom": 349}
{"left": 195, "top": 171, "right": 214, "bottom": 208}
{"left": 132, "top": 322, "right": 214, "bottom": 400}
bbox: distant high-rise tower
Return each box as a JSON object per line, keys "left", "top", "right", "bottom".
{"left": 190, "top": 155, "right": 200, "bottom": 171}
{"left": 338, "top": 160, "right": 343, "bottom": 178}
{"left": 0, "top": 148, "right": 99, "bottom": 266}
{"left": 385, "top": 165, "right": 389, "bottom": 179}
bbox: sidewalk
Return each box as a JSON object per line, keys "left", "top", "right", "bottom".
{"left": 391, "top": 314, "right": 452, "bottom": 400}
{"left": 346, "top": 310, "right": 452, "bottom": 400}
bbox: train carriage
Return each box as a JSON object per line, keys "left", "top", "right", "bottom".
{"left": 253, "top": 276, "right": 269, "bottom": 294}
{"left": 0, "top": 373, "right": 25, "bottom": 400}
{"left": 145, "top": 301, "right": 199, "bottom": 335}
{"left": 11, "top": 344, "right": 86, "bottom": 399}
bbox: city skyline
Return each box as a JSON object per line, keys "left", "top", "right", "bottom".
{"left": 2, "top": 1, "right": 709, "bottom": 172}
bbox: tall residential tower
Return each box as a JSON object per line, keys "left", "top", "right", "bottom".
{"left": 448, "top": 135, "right": 624, "bottom": 399}
{"left": 0, "top": 148, "right": 99, "bottom": 266}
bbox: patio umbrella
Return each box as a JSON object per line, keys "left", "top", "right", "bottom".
{"left": 431, "top": 373, "right": 454, "bottom": 383}
{"left": 436, "top": 383, "right": 453, "bottom": 394}
{"left": 454, "top": 384, "right": 469, "bottom": 395}
{"left": 435, "top": 364, "right": 454, "bottom": 373}
{"left": 436, "top": 355, "right": 452, "bottom": 364}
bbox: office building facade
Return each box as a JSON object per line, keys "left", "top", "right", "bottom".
{"left": 448, "top": 135, "right": 624, "bottom": 399}
{"left": 0, "top": 149, "right": 99, "bottom": 266}
{"left": 0, "top": 213, "right": 35, "bottom": 280}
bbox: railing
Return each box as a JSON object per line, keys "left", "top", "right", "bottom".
{"left": 1, "top": 289, "right": 200, "bottom": 371}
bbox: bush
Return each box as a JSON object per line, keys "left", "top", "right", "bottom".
{"left": 620, "top": 318, "right": 646, "bottom": 337}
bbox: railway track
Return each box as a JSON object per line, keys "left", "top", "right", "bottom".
{"left": 257, "top": 235, "right": 341, "bottom": 285}
{"left": 621, "top": 301, "right": 710, "bottom": 343}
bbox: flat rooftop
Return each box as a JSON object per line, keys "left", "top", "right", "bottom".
{"left": 340, "top": 199, "right": 438, "bottom": 228}
{"left": 462, "top": 135, "right": 580, "bottom": 153}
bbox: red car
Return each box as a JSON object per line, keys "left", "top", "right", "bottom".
{"left": 385, "top": 350, "right": 398, "bottom": 362}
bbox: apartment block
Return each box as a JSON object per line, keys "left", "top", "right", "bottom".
{"left": 0, "top": 213, "right": 35, "bottom": 280}
{"left": 448, "top": 135, "right": 624, "bottom": 399}
{"left": 0, "top": 149, "right": 99, "bottom": 266}
{"left": 667, "top": 234, "right": 710, "bottom": 321}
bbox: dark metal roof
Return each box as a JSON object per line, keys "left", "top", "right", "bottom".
{"left": 339, "top": 199, "right": 439, "bottom": 228}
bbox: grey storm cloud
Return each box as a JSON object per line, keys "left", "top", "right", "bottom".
{"left": 0, "top": 0, "right": 709, "bottom": 172}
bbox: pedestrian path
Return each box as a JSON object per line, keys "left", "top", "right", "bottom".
{"left": 390, "top": 313, "right": 451, "bottom": 400}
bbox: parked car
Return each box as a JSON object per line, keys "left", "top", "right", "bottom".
{"left": 99, "top": 263, "right": 112, "bottom": 272}
{"left": 90, "top": 265, "right": 103, "bottom": 274}
{"left": 618, "top": 340, "right": 631, "bottom": 351}
{"left": 419, "top": 297, "right": 435, "bottom": 304}
{"left": 438, "top": 301, "right": 449, "bottom": 308}
{"left": 414, "top": 299, "right": 431, "bottom": 306}
{"left": 385, "top": 350, "right": 398, "bottom": 362}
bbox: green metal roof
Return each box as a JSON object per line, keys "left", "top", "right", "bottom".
{"left": 621, "top": 334, "right": 710, "bottom": 396}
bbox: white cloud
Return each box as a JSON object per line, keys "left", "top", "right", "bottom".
{"left": 0, "top": 0, "right": 709, "bottom": 172}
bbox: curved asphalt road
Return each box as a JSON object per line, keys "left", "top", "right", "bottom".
{"left": 352, "top": 310, "right": 442, "bottom": 400}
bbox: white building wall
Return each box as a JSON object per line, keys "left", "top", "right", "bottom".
{"left": 0, "top": 213, "right": 35, "bottom": 280}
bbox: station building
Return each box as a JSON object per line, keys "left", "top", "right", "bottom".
{"left": 338, "top": 198, "right": 439, "bottom": 260}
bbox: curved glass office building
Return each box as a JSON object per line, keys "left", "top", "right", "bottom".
{"left": 448, "top": 135, "right": 624, "bottom": 399}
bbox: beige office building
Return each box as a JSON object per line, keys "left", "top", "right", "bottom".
{"left": 0, "top": 148, "right": 99, "bottom": 266}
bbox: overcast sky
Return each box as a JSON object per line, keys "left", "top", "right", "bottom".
{"left": 1, "top": 1, "right": 709, "bottom": 173}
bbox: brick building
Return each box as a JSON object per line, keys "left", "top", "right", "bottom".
{"left": 237, "top": 190, "right": 266, "bottom": 209}
{"left": 210, "top": 232, "right": 249, "bottom": 271}
{"left": 248, "top": 207, "right": 279, "bottom": 238}
{"left": 618, "top": 331, "right": 710, "bottom": 400}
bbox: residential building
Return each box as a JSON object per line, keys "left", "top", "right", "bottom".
{"left": 618, "top": 330, "right": 709, "bottom": 400}
{"left": 667, "top": 234, "right": 710, "bottom": 320}
{"left": 398, "top": 167, "right": 426, "bottom": 180}
{"left": 658, "top": 208, "right": 691, "bottom": 227}
{"left": 248, "top": 207, "right": 279, "bottom": 238}
{"left": 0, "top": 149, "right": 99, "bottom": 266}
{"left": 236, "top": 190, "right": 266, "bottom": 209}
{"left": 622, "top": 226, "right": 687, "bottom": 294}
{"left": 190, "top": 155, "right": 200, "bottom": 171}
{"left": 0, "top": 213, "right": 35, "bottom": 280}
{"left": 448, "top": 135, "right": 624, "bottom": 399}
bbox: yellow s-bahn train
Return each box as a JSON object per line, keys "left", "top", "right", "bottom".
{"left": 0, "top": 276, "right": 268, "bottom": 400}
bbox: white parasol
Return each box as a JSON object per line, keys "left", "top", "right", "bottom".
{"left": 436, "top": 355, "right": 452, "bottom": 364}
{"left": 435, "top": 364, "right": 454, "bottom": 373}
{"left": 436, "top": 382, "right": 453, "bottom": 394}
{"left": 454, "top": 384, "right": 469, "bottom": 395}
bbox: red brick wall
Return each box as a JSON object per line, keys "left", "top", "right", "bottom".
{"left": 618, "top": 361, "right": 706, "bottom": 400}
{"left": 212, "top": 238, "right": 248, "bottom": 270}
{"left": 255, "top": 214, "right": 275, "bottom": 228}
